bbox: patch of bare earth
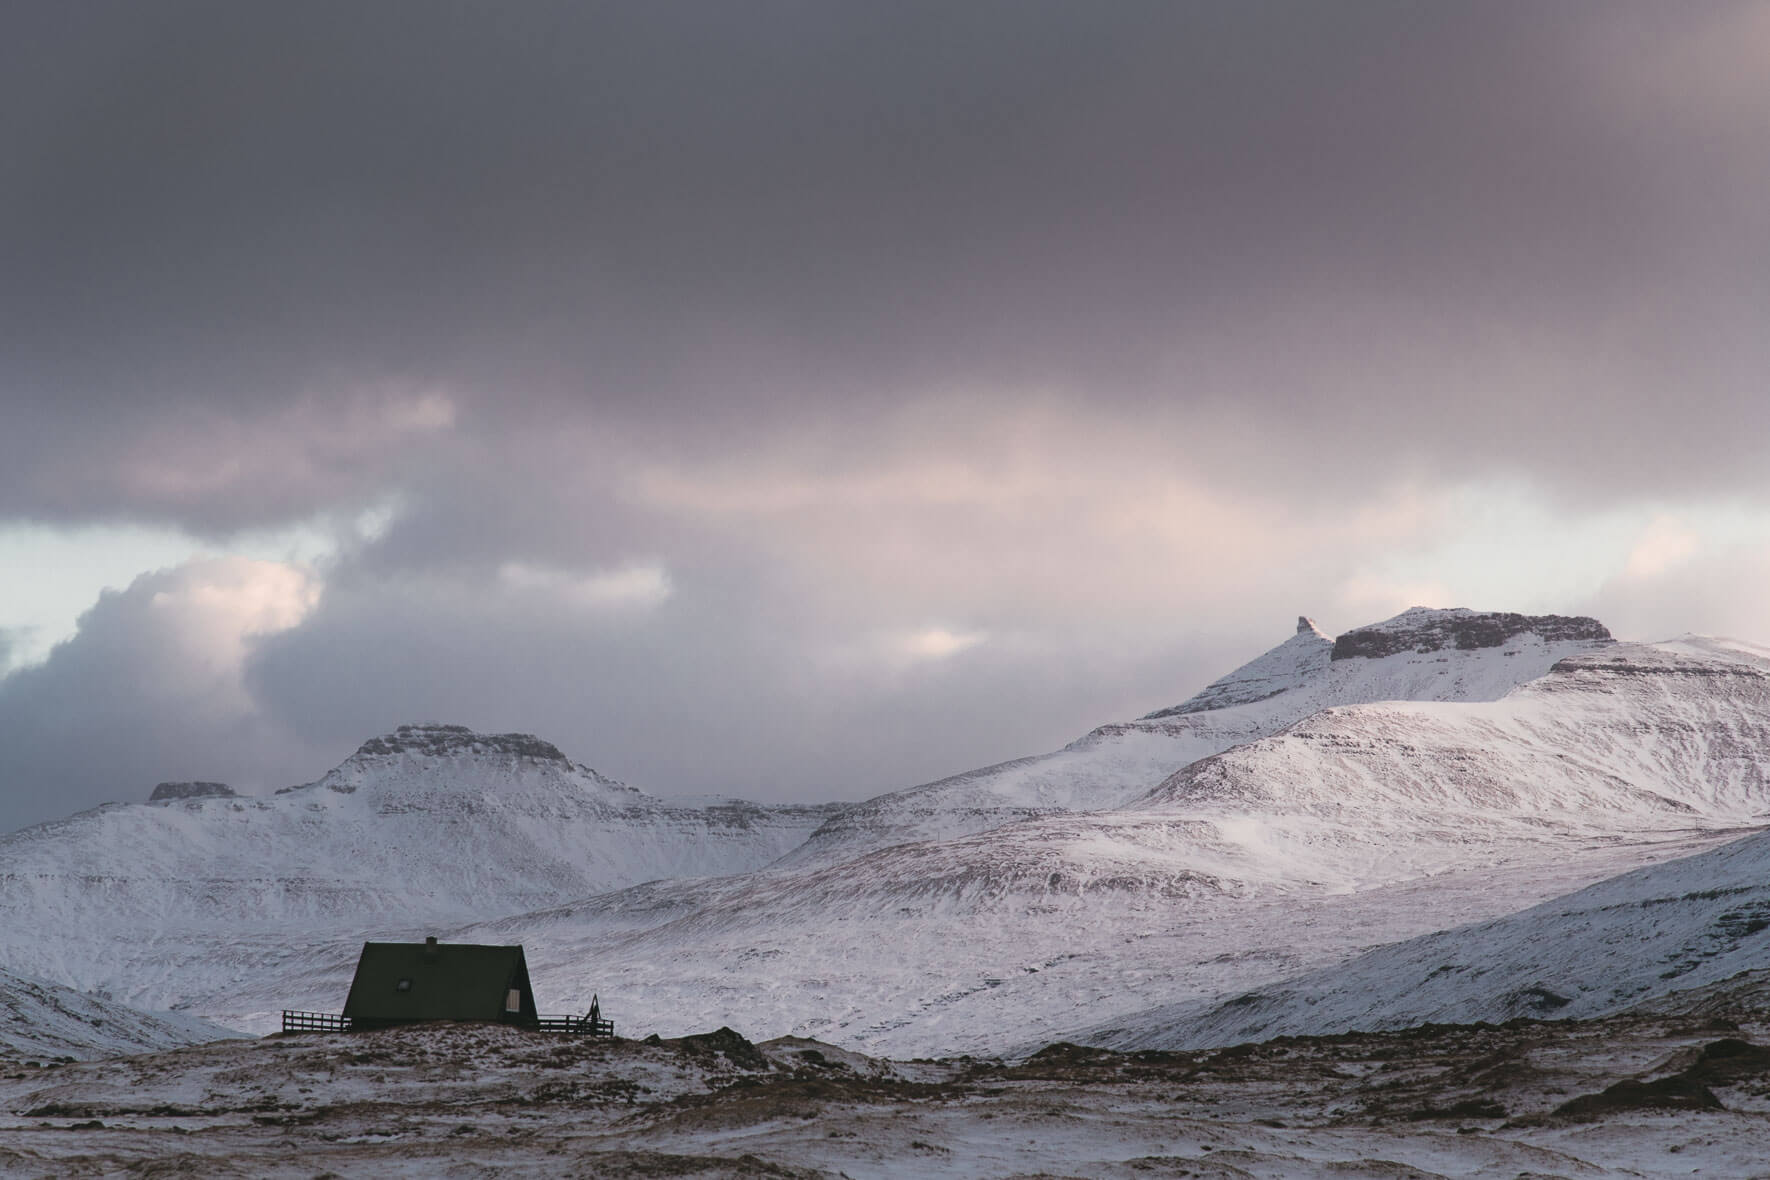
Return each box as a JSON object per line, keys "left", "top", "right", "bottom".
{"left": 3, "top": 988, "right": 1770, "bottom": 1177}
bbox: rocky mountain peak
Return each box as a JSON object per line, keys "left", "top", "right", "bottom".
{"left": 1144, "top": 608, "right": 1611, "bottom": 721}
{"left": 1330, "top": 609, "right": 1612, "bottom": 661}
{"left": 349, "top": 722, "right": 570, "bottom": 764}
{"left": 1144, "top": 619, "right": 1335, "bottom": 719}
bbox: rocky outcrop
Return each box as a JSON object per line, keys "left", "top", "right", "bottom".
{"left": 351, "top": 722, "right": 568, "bottom": 763}
{"left": 148, "top": 782, "right": 235, "bottom": 802}
{"left": 1551, "top": 645, "right": 1770, "bottom": 680}
{"left": 1331, "top": 609, "right": 1611, "bottom": 661}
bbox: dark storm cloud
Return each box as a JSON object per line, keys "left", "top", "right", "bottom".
{"left": 5, "top": 1, "right": 1768, "bottom": 530}
{"left": 0, "top": 559, "right": 320, "bottom": 831}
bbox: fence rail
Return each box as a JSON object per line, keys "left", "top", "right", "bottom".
{"left": 281, "top": 1010, "right": 613, "bottom": 1036}
{"left": 537, "top": 1015, "right": 616, "bottom": 1037}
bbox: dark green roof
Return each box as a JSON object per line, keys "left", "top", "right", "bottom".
{"left": 343, "top": 940, "right": 538, "bottom": 1025}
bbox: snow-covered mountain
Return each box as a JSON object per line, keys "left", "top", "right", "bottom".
{"left": 443, "top": 629, "right": 1770, "bottom": 1056}
{"left": 0, "top": 722, "right": 839, "bottom": 1013}
{"left": 6, "top": 609, "right": 1769, "bottom": 1062}
{"left": 780, "top": 609, "right": 1615, "bottom": 868}
{"left": 1147, "top": 608, "right": 1613, "bottom": 717}
{"left": 1140, "top": 635, "right": 1770, "bottom": 823}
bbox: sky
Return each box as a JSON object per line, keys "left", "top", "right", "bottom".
{"left": 3, "top": 1, "right": 1770, "bottom": 832}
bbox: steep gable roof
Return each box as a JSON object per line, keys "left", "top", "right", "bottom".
{"left": 343, "top": 940, "right": 537, "bottom": 1025}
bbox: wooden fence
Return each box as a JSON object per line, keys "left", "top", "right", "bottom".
{"left": 281, "top": 1010, "right": 613, "bottom": 1036}
{"left": 536, "top": 1014, "right": 616, "bottom": 1037}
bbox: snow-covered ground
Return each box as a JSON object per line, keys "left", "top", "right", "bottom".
{"left": 4, "top": 981, "right": 1769, "bottom": 1178}
{"left": 1086, "top": 812, "right": 1770, "bottom": 1051}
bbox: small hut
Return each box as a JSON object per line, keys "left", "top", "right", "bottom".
{"left": 342, "top": 937, "right": 539, "bottom": 1029}
{"left": 281, "top": 937, "right": 611, "bottom": 1035}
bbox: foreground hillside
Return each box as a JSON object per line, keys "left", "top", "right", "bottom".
{"left": 4, "top": 977, "right": 1769, "bottom": 1178}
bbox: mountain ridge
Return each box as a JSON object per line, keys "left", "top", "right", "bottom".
{"left": 784, "top": 607, "right": 1616, "bottom": 869}
{"left": 5, "top": 606, "right": 1767, "bottom": 1061}
{"left": 0, "top": 722, "right": 842, "bottom": 1015}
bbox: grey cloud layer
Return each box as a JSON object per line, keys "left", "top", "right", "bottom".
{"left": 0, "top": 561, "right": 318, "bottom": 830}
{"left": 5, "top": 2, "right": 1768, "bottom": 528}
{"left": 0, "top": 549, "right": 1246, "bottom": 832}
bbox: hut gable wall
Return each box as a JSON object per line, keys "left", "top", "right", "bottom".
{"left": 342, "top": 941, "right": 538, "bottom": 1026}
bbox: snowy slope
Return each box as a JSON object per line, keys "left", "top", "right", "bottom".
{"left": 0, "top": 968, "right": 236, "bottom": 1061}
{"left": 1146, "top": 615, "right": 1337, "bottom": 715}
{"left": 0, "top": 723, "right": 839, "bottom": 1013}
{"left": 1138, "top": 637, "right": 1770, "bottom": 823}
{"left": 781, "top": 610, "right": 1614, "bottom": 867}
{"left": 1085, "top": 821, "right": 1770, "bottom": 1051}
{"left": 426, "top": 821, "right": 1739, "bottom": 1059}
